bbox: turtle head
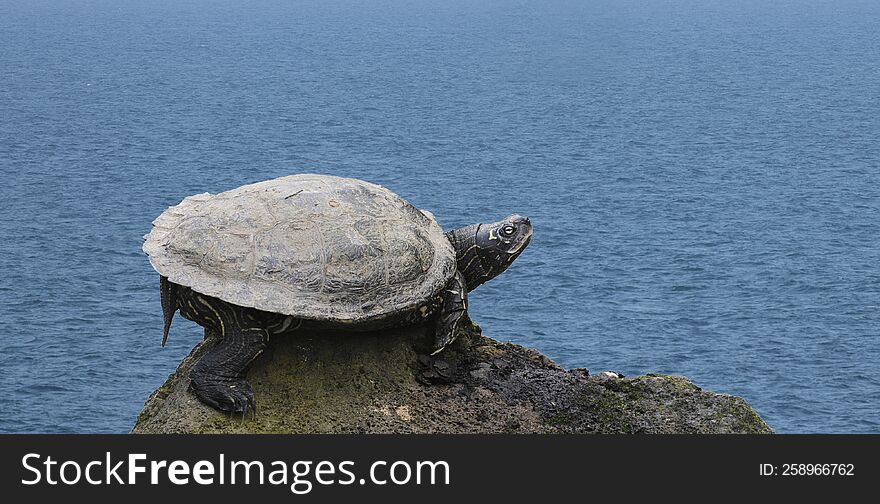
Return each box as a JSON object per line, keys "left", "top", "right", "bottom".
{"left": 447, "top": 214, "right": 532, "bottom": 291}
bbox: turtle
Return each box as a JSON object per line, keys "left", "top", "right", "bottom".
{"left": 143, "top": 174, "right": 532, "bottom": 414}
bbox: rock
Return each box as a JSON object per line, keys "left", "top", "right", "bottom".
{"left": 132, "top": 323, "right": 772, "bottom": 434}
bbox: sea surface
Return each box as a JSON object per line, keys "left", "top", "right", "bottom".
{"left": 1, "top": 0, "right": 878, "bottom": 433}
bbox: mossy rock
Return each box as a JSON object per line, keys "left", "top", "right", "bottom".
{"left": 132, "top": 324, "right": 772, "bottom": 434}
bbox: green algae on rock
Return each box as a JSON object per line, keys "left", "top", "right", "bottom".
{"left": 132, "top": 324, "right": 772, "bottom": 434}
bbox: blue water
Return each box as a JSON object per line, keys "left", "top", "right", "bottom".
{"left": 1, "top": 0, "right": 879, "bottom": 433}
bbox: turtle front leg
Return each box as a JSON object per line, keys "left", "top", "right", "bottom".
{"left": 180, "top": 292, "right": 269, "bottom": 415}
{"left": 431, "top": 271, "right": 470, "bottom": 354}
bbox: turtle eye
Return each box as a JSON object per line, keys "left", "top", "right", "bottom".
{"left": 500, "top": 225, "right": 516, "bottom": 237}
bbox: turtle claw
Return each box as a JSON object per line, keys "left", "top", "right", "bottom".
{"left": 191, "top": 374, "right": 257, "bottom": 417}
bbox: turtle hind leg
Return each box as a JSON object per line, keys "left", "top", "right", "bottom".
{"left": 184, "top": 293, "right": 269, "bottom": 415}
{"left": 431, "top": 271, "right": 470, "bottom": 355}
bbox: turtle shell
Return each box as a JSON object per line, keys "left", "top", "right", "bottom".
{"left": 143, "top": 174, "right": 456, "bottom": 323}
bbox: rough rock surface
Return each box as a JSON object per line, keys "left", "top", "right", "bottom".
{"left": 132, "top": 323, "right": 772, "bottom": 434}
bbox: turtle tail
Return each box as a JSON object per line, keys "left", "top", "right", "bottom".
{"left": 159, "top": 276, "right": 178, "bottom": 347}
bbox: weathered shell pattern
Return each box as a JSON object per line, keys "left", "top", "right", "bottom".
{"left": 143, "top": 174, "right": 456, "bottom": 323}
